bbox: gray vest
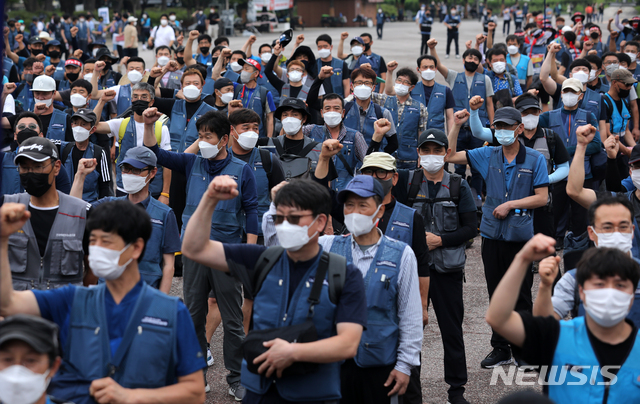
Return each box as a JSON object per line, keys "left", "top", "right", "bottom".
{"left": 409, "top": 171, "right": 466, "bottom": 273}
{"left": 268, "top": 135, "right": 321, "bottom": 171}
{"left": 5, "top": 192, "right": 88, "bottom": 290}
{"left": 520, "top": 133, "right": 551, "bottom": 174}
{"left": 164, "top": 70, "right": 184, "bottom": 90}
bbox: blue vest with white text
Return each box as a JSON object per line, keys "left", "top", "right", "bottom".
{"left": 384, "top": 96, "right": 421, "bottom": 168}
{"left": 385, "top": 202, "right": 415, "bottom": 245}
{"left": 453, "top": 72, "right": 489, "bottom": 126}
{"left": 168, "top": 100, "right": 215, "bottom": 153}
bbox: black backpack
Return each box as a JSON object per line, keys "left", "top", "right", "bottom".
{"left": 271, "top": 137, "right": 319, "bottom": 181}
{"left": 406, "top": 170, "right": 461, "bottom": 207}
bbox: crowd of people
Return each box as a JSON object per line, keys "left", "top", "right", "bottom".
{"left": 1, "top": 4, "right": 640, "bottom": 404}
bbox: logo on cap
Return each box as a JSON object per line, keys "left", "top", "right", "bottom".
{"left": 20, "top": 144, "right": 44, "bottom": 152}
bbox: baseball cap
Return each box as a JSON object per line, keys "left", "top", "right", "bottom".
{"left": 0, "top": 314, "right": 59, "bottom": 358}
{"left": 214, "top": 77, "right": 233, "bottom": 91}
{"left": 611, "top": 69, "right": 638, "bottom": 85}
{"left": 38, "top": 31, "right": 52, "bottom": 41}
{"left": 418, "top": 129, "right": 448, "bottom": 148}
{"left": 350, "top": 36, "right": 365, "bottom": 46}
{"left": 15, "top": 137, "right": 59, "bottom": 164}
{"left": 238, "top": 58, "right": 261, "bottom": 73}
{"left": 629, "top": 145, "right": 640, "bottom": 165}
{"left": 119, "top": 146, "right": 157, "bottom": 169}
{"left": 562, "top": 78, "right": 583, "bottom": 93}
{"left": 273, "top": 29, "right": 293, "bottom": 48}
{"left": 44, "top": 39, "right": 61, "bottom": 49}
{"left": 127, "top": 16, "right": 137, "bottom": 23}
{"left": 72, "top": 108, "right": 97, "bottom": 126}
{"left": 493, "top": 107, "right": 522, "bottom": 126}
{"left": 337, "top": 175, "right": 385, "bottom": 204}
{"left": 29, "top": 36, "right": 44, "bottom": 45}
{"left": 361, "top": 152, "right": 397, "bottom": 171}
{"left": 274, "top": 97, "right": 308, "bottom": 120}
{"left": 175, "top": 45, "right": 185, "bottom": 54}
{"left": 515, "top": 95, "right": 542, "bottom": 112}
{"left": 30, "top": 75, "right": 57, "bottom": 92}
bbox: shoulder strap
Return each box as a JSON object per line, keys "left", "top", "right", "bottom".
{"left": 259, "top": 148, "right": 272, "bottom": 176}
{"left": 344, "top": 101, "right": 353, "bottom": 116}
{"left": 251, "top": 246, "right": 286, "bottom": 299}
{"left": 154, "top": 121, "right": 163, "bottom": 145}
{"left": 272, "top": 137, "right": 286, "bottom": 156}
{"left": 449, "top": 173, "right": 461, "bottom": 201}
{"left": 259, "top": 86, "right": 268, "bottom": 111}
{"left": 118, "top": 117, "right": 131, "bottom": 144}
{"left": 336, "top": 152, "right": 353, "bottom": 175}
{"left": 307, "top": 252, "right": 330, "bottom": 317}
{"left": 407, "top": 170, "right": 424, "bottom": 207}
{"left": 61, "top": 142, "right": 74, "bottom": 164}
{"left": 326, "top": 252, "right": 346, "bottom": 306}
{"left": 300, "top": 140, "right": 319, "bottom": 157}
{"left": 373, "top": 103, "right": 383, "bottom": 119}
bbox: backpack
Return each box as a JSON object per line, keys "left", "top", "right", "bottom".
{"left": 271, "top": 137, "right": 319, "bottom": 180}
{"left": 406, "top": 170, "right": 461, "bottom": 207}
{"left": 61, "top": 142, "right": 104, "bottom": 174}
{"left": 258, "top": 148, "right": 273, "bottom": 183}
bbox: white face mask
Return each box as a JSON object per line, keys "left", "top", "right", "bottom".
{"left": 421, "top": 69, "right": 436, "bottom": 81}
{"left": 354, "top": 85, "right": 373, "bottom": 100}
{"left": 233, "top": 128, "right": 259, "bottom": 150}
{"left": 288, "top": 70, "right": 303, "bottom": 83}
{"left": 507, "top": 45, "right": 519, "bottom": 55}
{"left": 584, "top": 288, "right": 633, "bottom": 328}
{"left": 626, "top": 52, "right": 638, "bottom": 64}
{"left": 199, "top": 140, "right": 220, "bottom": 159}
{"left": 352, "top": 46, "right": 364, "bottom": 56}
{"left": 561, "top": 92, "right": 580, "bottom": 107}
{"left": 492, "top": 61, "right": 506, "bottom": 74}
{"left": 521, "top": 114, "right": 539, "bottom": 130}
{"left": 632, "top": 169, "right": 640, "bottom": 191}
{"left": 275, "top": 217, "right": 318, "bottom": 251}
{"left": 157, "top": 56, "right": 170, "bottom": 67}
{"left": 122, "top": 173, "right": 150, "bottom": 194}
{"left": 572, "top": 71, "right": 589, "bottom": 84}
{"left": 160, "top": 19, "right": 168, "bottom": 26}
{"left": 323, "top": 111, "right": 342, "bottom": 127}
{"left": 83, "top": 73, "right": 93, "bottom": 82}
{"left": 169, "top": 15, "right": 176, "bottom": 21}
{"left": 592, "top": 227, "right": 634, "bottom": 253}
{"left": 70, "top": 93, "right": 87, "bottom": 107}
{"left": 589, "top": 69, "right": 597, "bottom": 82}
{"left": 605, "top": 64, "right": 620, "bottom": 76}
{"left": 36, "top": 98, "right": 53, "bottom": 108}
{"left": 260, "top": 52, "right": 272, "bottom": 64}
{"left": 89, "top": 244, "right": 132, "bottom": 280}
{"left": 92, "top": 48, "right": 99, "bottom": 57}
{"left": 394, "top": 83, "right": 410, "bottom": 96}
{"left": 72, "top": 125, "right": 91, "bottom": 142}
{"left": 0, "top": 365, "right": 51, "bottom": 404}
{"left": 420, "top": 154, "right": 445, "bottom": 174}
{"left": 230, "top": 62, "right": 243, "bottom": 72}
{"left": 127, "top": 70, "right": 143, "bottom": 84}
{"left": 318, "top": 48, "right": 331, "bottom": 59}
{"left": 240, "top": 70, "right": 254, "bottom": 83}
{"left": 183, "top": 85, "right": 201, "bottom": 101}
{"left": 282, "top": 117, "right": 302, "bottom": 135}
{"left": 220, "top": 92, "right": 234, "bottom": 104}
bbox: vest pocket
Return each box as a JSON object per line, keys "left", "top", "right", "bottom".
{"left": 8, "top": 234, "right": 29, "bottom": 274}
{"left": 439, "top": 246, "right": 466, "bottom": 271}
{"left": 357, "top": 325, "right": 398, "bottom": 367}
{"left": 50, "top": 239, "right": 84, "bottom": 276}
{"left": 504, "top": 214, "right": 533, "bottom": 242}
{"left": 124, "top": 324, "right": 173, "bottom": 387}
{"left": 435, "top": 201, "right": 459, "bottom": 232}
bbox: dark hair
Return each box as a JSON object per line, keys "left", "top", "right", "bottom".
{"left": 155, "top": 45, "right": 170, "bottom": 55}
{"left": 625, "top": 41, "right": 640, "bottom": 52}
{"left": 15, "top": 111, "right": 43, "bottom": 134}
{"left": 396, "top": 67, "right": 419, "bottom": 86}
{"left": 214, "top": 36, "right": 229, "bottom": 46}
{"left": 196, "top": 110, "right": 231, "bottom": 140}
{"left": 127, "top": 56, "right": 146, "bottom": 69}
{"left": 360, "top": 33, "right": 372, "bottom": 41}
{"left": 618, "top": 52, "right": 632, "bottom": 65}
{"left": 86, "top": 200, "right": 152, "bottom": 261}
{"left": 524, "top": 22, "right": 537, "bottom": 31}
{"left": 23, "top": 57, "right": 37, "bottom": 69}
{"left": 231, "top": 50, "right": 247, "bottom": 59}
{"left": 576, "top": 247, "right": 640, "bottom": 290}
{"left": 160, "top": 14, "right": 169, "bottom": 19}
{"left": 258, "top": 43, "right": 272, "bottom": 54}
{"left": 417, "top": 54, "right": 437, "bottom": 68}
{"left": 316, "top": 34, "right": 332, "bottom": 45}
{"left": 84, "top": 58, "right": 97, "bottom": 65}
{"left": 462, "top": 48, "right": 483, "bottom": 62}
{"left": 584, "top": 54, "right": 603, "bottom": 70}
{"left": 212, "top": 45, "right": 226, "bottom": 55}
{"left": 229, "top": 108, "right": 261, "bottom": 126}
{"left": 487, "top": 47, "right": 507, "bottom": 62}
{"left": 601, "top": 52, "right": 620, "bottom": 62}
{"left": 322, "top": 93, "right": 345, "bottom": 109}
{"left": 273, "top": 179, "right": 332, "bottom": 217}
{"left": 556, "top": 16, "right": 565, "bottom": 22}
{"left": 351, "top": 65, "right": 377, "bottom": 83}
{"left": 506, "top": 34, "right": 520, "bottom": 44}
{"left": 70, "top": 79, "right": 92, "bottom": 94}
{"left": 569, "top": 58, "right": 592, "bottom": 72}
{"left": 564, "top": 31, "right": 577, "bottom": 43}
{"left": 198, "top": 34, "right": 212, "bottom": 44}
{"left": 588, "top": 194, "right": 634, "bottom": 227}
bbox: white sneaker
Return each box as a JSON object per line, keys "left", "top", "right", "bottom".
{"left": 205, "top": 383, "right": 211, "bottom": 393}
{"left": 207, "top": 348, "right": 214, "bottom": 367}
{"left": 445, "top": 54, "right": 450, "bottom": 59}
{"left": 456, "top": 54, "right": 461, "bottom": 59}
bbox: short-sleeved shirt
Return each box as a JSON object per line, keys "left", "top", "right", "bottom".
{"left": 153, "top": 25, "right": 176, "bottom": 48}
{"left": 508, "top": 54, "right": 534, "bottom": 82}
{"left": 33, "top": 281, "right": 205, "bottom": 378}
{"left": 445, "top": 69, "right": 495, "bottom": 99}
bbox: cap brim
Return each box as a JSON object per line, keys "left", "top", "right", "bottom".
{"left": 0, "top": 331, "right": 51, "bottom": 353}
{"left": 71, "top": 114, "right": 95, "bottom": 123}
{"left": 418, "top": 139, "right": 446, "bottom": 148}
{"left": 360, "top": 162, "right": 395, "bottom": 171}
{"left": 493, "top": 118, "right": 520, "bottom": 126}
{"left": 119, "top": 158, "right": 149, "bottom": 169}
{"left": 14, "top": 153, "right": 51, "bottom": 164}
{"left": 274, "top": 105, "right": 307, "bottom": 121}
{"left": 517, "top": 103, "right": 542, "bottom": 112}
{"left": 337, "top": 189, "right": 378, "bottom": 204}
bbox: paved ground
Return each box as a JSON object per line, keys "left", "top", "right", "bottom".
{"left": 152, "top": 17, "right": 552, "bottom": 404}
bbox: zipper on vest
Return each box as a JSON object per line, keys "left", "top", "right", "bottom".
{"left": 39, "top": 257, "right": 44, "bottom": 288}
{"left": 603, "top": 383, "right": 610, "bottom": 404}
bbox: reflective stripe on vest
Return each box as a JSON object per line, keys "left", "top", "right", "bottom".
{"left": 385, "top": 202, "right": 415, "bottom": 245}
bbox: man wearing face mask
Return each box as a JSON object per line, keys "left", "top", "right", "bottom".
{"left": 447, "top": 107, "right": 549, "bottom": 369}
{"left": 90, "top": 58, "right": 146, "bottom": 116}
{"left": 3, "top": 136, "right": 89, "bottom": 291}
{"left": 506, "top": 34, "right": 533, "bottom": 91}
{"left": 416, "top": 5, "right": 433, "bottom": 55}
{"left": 337, "top": 36, "right": 367, "bottom": 72}
{"left": 143, "top": 108, "right": 258, "bottom": 399}
{"left": 264, "top": 48, "right": 311, "bottom": 104}
{"left": 603, "top": 70, "right": 636, "bottom": 146}
{"left": 316, "top": 34, "right": 350, "bottom": 98}
{"left": 0, "top": 315, "right": 65, "bottom": 404}
{"left": 42, "top": 40, "right": 65, "bottom": 82}
{"left": 353, "top": 34, "right": 387, "bottom": 94}
{"left": 55, "top": 58, "right": 82, "bottom": 92}
{"left": 61, "top": 109, "right": 112, "bottom": 204}
{"left": 93, "top": 47, "right": 122, "bottom": 89}
{"left": 487, "top": 235, "right": 640, "bottom": 403}
{"left": 13, "top": 57, "right": 37, "bottom": 112}
{"left": 485, "top": 48, "right": 523, "bottom": 102}
{"left": 586, "top": 26, "right": 607, "bottom": 58}
{"left": 0, "top": 199, "right": 207, "bottom": 404}
{"left": 410, "top": 54, "right": 454, "bottom": 133}
{"left": 233, "top": 58, "right": 275, "bottom": 138}
{"left": 151, "top": 14, "right": 176, "bottom": 49}
{"left": 70, "top": 147, "right": 180, "bottom": 293}
{"left": 211, "top": 77, "right": 234, "bottom": 113}
{"left": 584, "top": 54, "right": 610, "bottom": 94}
{"left": 623, "top": 41, "right": 640, "bottom": 80}
{"left": 443, "top": 8, "right": 461, "bottom": 59}
{"left": 123, "top": 16, "right": 139, "bottom": 58}
{"left": 18, "top": 75, "right": 72, "bottom": 141}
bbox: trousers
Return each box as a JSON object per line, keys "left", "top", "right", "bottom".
{"left": 340, "top": 359, "right": 402, "bottom": 404}
{"left": 446, "top": 31, "right": 459, "bottom": 55}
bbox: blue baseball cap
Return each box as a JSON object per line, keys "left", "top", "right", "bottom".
{"left": 337, "top": 175, "right": 385, "bottom": 204}
{"left": 119, "top": 146, "right": 157, "bottom": 169}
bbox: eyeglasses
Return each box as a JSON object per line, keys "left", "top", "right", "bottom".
{"left": 289, "top": 69, "right": 304, "bottom": 73}
{"left": 121, "top": 166, "right": 150, "bottom": 175}
{"left": 592, "top": 224, "right": 633, "bottom": 234}
{"left": 271, "top": 213, "right": 314, "bottom": 225}
{"left": 395, "top": 79, "right": 412, "bottom": 86}
{"left": 360, "top": 168, "right": 393, "bottom": 179}
{"left": 17, "top": 162, "right": 53, "bottom": 174}
{"left": 17, "top": 123, "right": 39, "bottom": 131}
{"left": 603, "top": 60, "right": 619, "bottom": 65}
{"left": 353, "top": 81, "right": 374, "bottom": 87}
{"left": 616, "top": 82, "right": 633, "bottom": 88}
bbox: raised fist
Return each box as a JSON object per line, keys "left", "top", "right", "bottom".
{"left": 387, "top": 60, "right": 398, "bottom": 71}
{"left": 189, "top": 30, "right": 200, "bottom": 41}
{"left": 143, "top": 107, "right": 163, "bottom": 125}
{"left": 427, "top": 38, "right": 437, "bottom": 48}
{"left": 341, "top": 32, "right": 349, "bottom": 40}
{"left": 319, "top": 66, "right": 334, "bottom": 79}
{"left": 469, "top": 95, "right": 484, "bottom": 111}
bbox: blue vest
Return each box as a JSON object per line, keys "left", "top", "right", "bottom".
{"left": 452, "top": 72, "right": 489, "bottom": 126}
{"left": 237, "top": 86, "right": 268, "bottom": 138}
{"left": 410, "top": 82, "right": 447, "bottom": 132}
{"left": 52, "top": 59, "right": 65, "bottom": 81}
{"left": 195, "top": 53, "right": 212, "bottom": 66}
{"left": 480, "top": 146, "right": 538, "bottom": 241}
{"left": 63, "top": 142, "right": 99, "bottom": 204}
{"left": 549, "top": 316, "right": 640, "bottom": 404}
{"left": 594, "top": 41, "right": 605, "bottom": 57}
{"left": 99, "top": 71, "right": 116, "bottom": 89}
{"left": 58, "top": 79, "right": 70, "bottom": 91}
{"left": 316, "top": 57, "right": 344, "bottom": 96}
{"left": 17, "top": 81, "right": 33, "bottom": 112}
{"left": 88, "top": 98, "right": 110, "bottom": 122}
{"left": 241, "top": 249, "right": 341, "bottom": 401}
{"left": 46, "top": 109, "right": 68, "bottom": 142}
{"left": 49, "top": 283, "right": 179, "bottom": 404}
{"left": 182, "top": 156, "right": 246, "bottom": 243}
{"left": 558, "top": 88, "right": 601, "bottom": 122}
{"left": 235, "top": 148, "right": 270, "bottom": 237}
{"left": 3, "top": 56, "right": 14, "bottom": 79}
{"left": 343, "top": 101, "right": 383, "bottom": 145}
{"left": 1, "top": 151, "right": 20, "bottom": 196}
{"left": 330, "top": 235, "right": 403, "bottom": 367}
{"left": 605, "top": 93, "right": 631, "bottom": 134}
{"left": 256, "top": 73, "right": 280, "bottom": 106}
{"left": 169, "top": 100, "right": 215, "bottom": 153}
{"left": 308, "top": 125, "right": 361, "bottom": 192}
{"left": 224, "top": 69, "right": 240, "bottom": 83}
{"left": 507, "top": 53, "right": 531, "bottom": 83}
{"left": 117, "top": 118, "right": 165, "bottom": 195}
{"left": 548, "top": 108, "right": 592, "bottom": 178}
{"left": 384, "top": 96, "right": 421, "bottom": 167}
{"left": 385, "top": 202, "right": 415, "bottom": 245}
{"left": 202, "top": 77, "right": 215, "bottom": 98}
{"left": 77, "top": 22, "right": 88, "bottom": 40}
{"left": 117, "top": 84, "right": 132, "bottom": 116}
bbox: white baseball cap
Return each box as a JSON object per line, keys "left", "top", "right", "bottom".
{"left": 127, "top": 16, "right": 137, "bottom": 23}
{"left": 30, "top": 75, "right": 57, "bottom": 92}
{"left": 38, "top": 31, "right": 52, "bottom": 41}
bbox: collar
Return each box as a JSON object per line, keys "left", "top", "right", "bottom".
{"left": 350, "top": 227, "right": 384, "bottom": 250}
{"left": 561, "top": 107, "right": 578, "bottom": 115}
{"left": 515, "top": 141, "right": 527, "bottom": 164}
{"left": 137, "top": 195, "right": 151, "bottom": 208}
{"left": 385, "top": 197, "right": 397, "bottom": 211}
{"left": 204, "top": 149, "right": 232, "bottom": 175}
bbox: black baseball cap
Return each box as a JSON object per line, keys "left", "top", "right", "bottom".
{"left": 515, "top": 96, "right": 542, "bottom": 112}
{"left": 15, "top": 137, "right": 59, "bottom": 164}
{"left": 96, "top": 47, "right": 119, "bottom": 62}
{"left": 418, "top": 129, "right": 448, "bottom": 148}
{"left": 72, "top": 108, "right": 97, "bottom": 126}
{"left": 493, "top": 107, "right": 522, "bottom": 126}
{"left": 214, "top": 77, "right": 233, "bottom": 91}
{"left": 0, "top": 314, "right": 59, "bottom": 358}
{"left": 29, "top": 36, "right": 44, "bottom": 45}
{"left": 629, "top": 144, "right": 640, "bottom": 165}
{"left": 274, "top": 97, "right": 308, "bottom": 120}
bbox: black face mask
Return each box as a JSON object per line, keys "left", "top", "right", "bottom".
{"left": 590, "top": 32, "right": 599, "bottom": 40}
{"left": 176, "top": 57, "right": 185, "bottom": 65}
{"left": 301, "top": 60, "right": 311, "bottom": 73}
{"left": 102, "top": 61, "right": 112, "bottom": 71}
{"left": 66, "top": 72, "right": 79, "bottom": 82}
{"left": 31, "top": 48, "right": 43, "bottom": 56}
{"left": 132, "top": 100, "right": 150, "bottom": 115}
{"left": 200, "top": 47, "right": 210, "bottom": 55}
{"left": 20, "top": 171, "right": 53, "bottom": 197}
{"left": 17, "top": 128, "right": 39, "bottom": 144}
{"left": 364, "top": 43, "right": 371, "bottom": 52}
{"left": 619, "top": 88, "right": 631, "bottom": 99}
{"left": 464, "top": 61, "right": 479, "bottom": 72}
{"left": 48, "top": 50, "right": 61, "bottom": 59}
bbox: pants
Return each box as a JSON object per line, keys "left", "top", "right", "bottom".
{"left": 503, "top": 20, "right": 511, "bottom": 35}
{"left": 123, "top": 47, "right": 138, "bottom": 57}
{"left": 454, "top": 128, "right": 484, "bottom": 197}
{"left": 377, "top": 24, "right": 384, "bottom": 39}
{"left": 244, "top": 384, "right": 338, "bottom": 404}
{"left": 553, "top": 179, "right": 591, "bottom": 241}
{"left": 429, "top": 269, "right": 467, "bottom": 398}
{"left": 533, "top": 203, "right": 555, "bottom": 237}
{"left": 183, "top": 256, "right": 244, "bottom": 385}
{"left": 404, "top": 365, "right": 421, "bottom": 404}
{"left": 207, "top": 23, "right": 218, "bottom": 39}
{"left": 446, "top": 31, "right": 459, "bottom": 56}
{"left": 340, "top": 359, "right": 401, "bottom": 404}
{"left": 169, "top": 170, "right": 187, "bottom": 230}
{"left": 481, "top": 238, "right": 533, "bottom": 351}
{"left": 420, "top": 33, "right": 431, "bottom": 55}
{"left": 514, "top": 21, "right": 522, "bottom": 30}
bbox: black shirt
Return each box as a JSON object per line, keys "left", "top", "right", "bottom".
{"left": 421, "top": 83, "right": 455, "bottom": 109}
{"left": 602, "top": 94, "right": 626, "bottom": 125}
{"left": 208, "top": 12, "right": 220, "bottom": 25}
{"left": 153, "top": 91, "right": 217, "bottom": 121}
{"left": 232, "top": 149, "right": 286, "bottom": 190}
{"left": 28, "top": 204, "right": 58, "bottom": 257}
{"left": 320, "top": 59, "right": 350, "bottom": 95}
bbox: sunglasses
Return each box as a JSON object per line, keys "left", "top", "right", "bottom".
{"left": 271, "top": 213, "right": 314, "bottom": 225}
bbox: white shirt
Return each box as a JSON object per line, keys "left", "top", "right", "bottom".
{"left": 3, "top": 94, "right": 15, "bottom": 115}
{"left": 106, "top": 117, "right": 172, "bottom": 151}
{"left": 153, "top": 25, "right": 176, "bottom": 48}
